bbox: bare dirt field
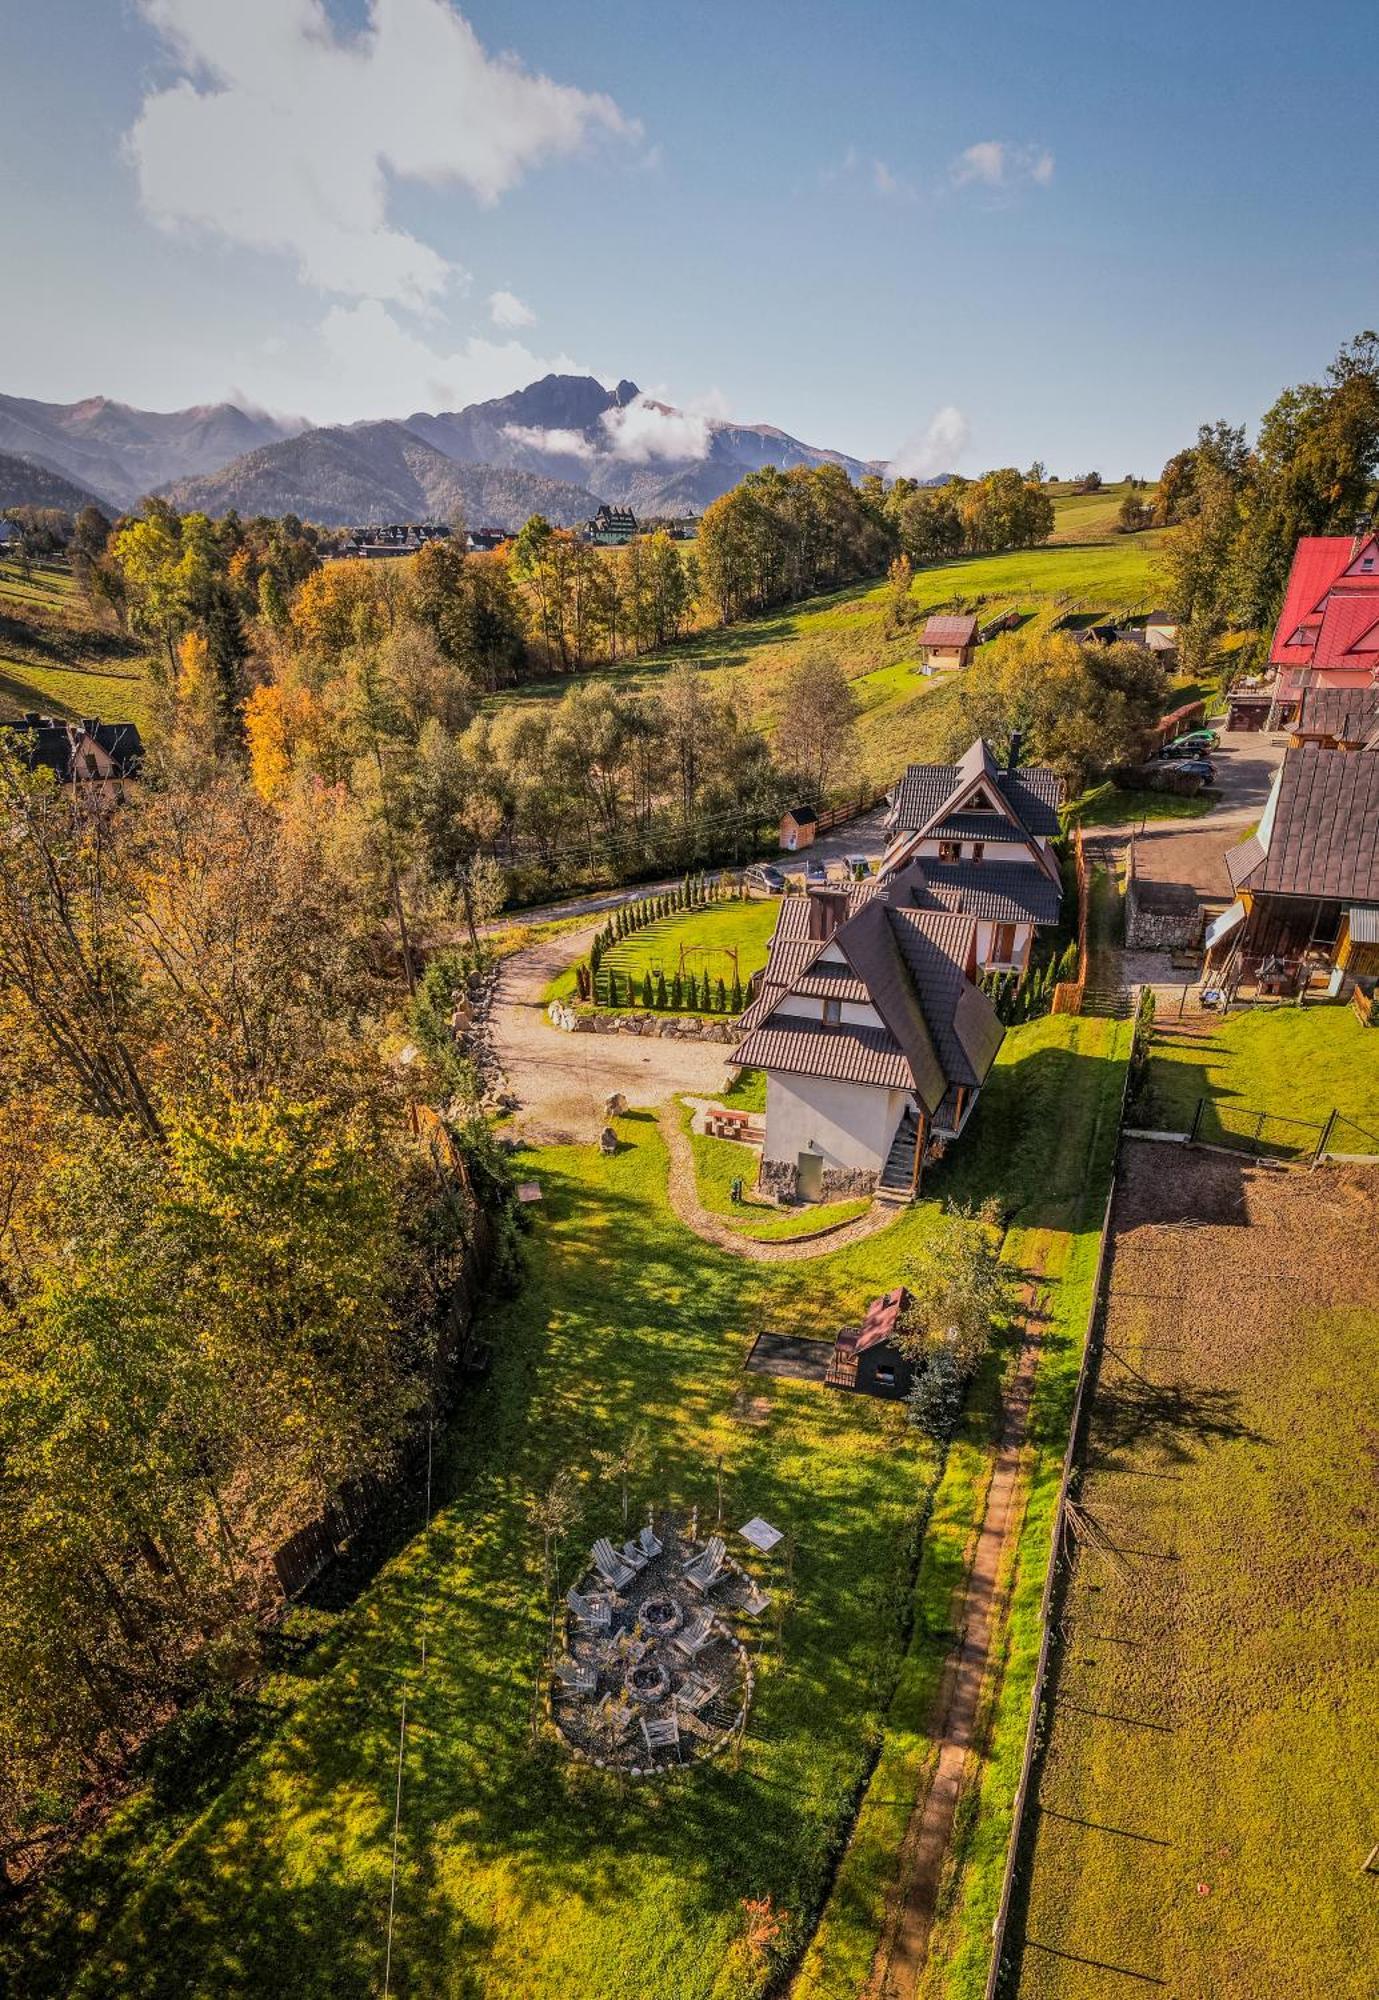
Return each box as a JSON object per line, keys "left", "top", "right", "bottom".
{"left": 1009, "top": 1141, "right": 1379, "bottom": 1999}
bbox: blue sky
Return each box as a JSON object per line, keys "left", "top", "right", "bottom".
{"left": 0, "top": 0, "right": 1374, "bottom": 473}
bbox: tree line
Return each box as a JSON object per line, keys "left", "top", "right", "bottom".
{"left": 1153, "top": 331, "right": 1379, "bottom": 670}
{"left": 0, "top": 742, "right": 511, "bottom": 1876}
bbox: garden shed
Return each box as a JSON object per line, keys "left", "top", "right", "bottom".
{"left": 780, "top": 805, "right": 819, "bottom": 851}
{"left": 824, "top": 1287, "right": 913, "bottom": 1398}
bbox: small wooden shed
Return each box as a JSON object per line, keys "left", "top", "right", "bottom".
{"left": 825, "top": 1287, "right": 913, "bottom": 1398}
{"left": 780, "top": 805, "right": 819, "bottom": 851}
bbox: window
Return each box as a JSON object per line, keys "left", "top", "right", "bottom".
{"left": 971, "top": 841, "right": 985, "bottom": 864}
{"left": 938, "top": 839, "right": 960, "bottom": 863}
{"left": 992, "top": 923, "right": 1017, "bottom": 964}
{"left": 874, "top": 1366, "right": 896, "bottom": 1388}
{"left": 822, "top": 997, "right": 842, "bottom": 1024}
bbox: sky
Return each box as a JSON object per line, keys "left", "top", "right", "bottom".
{"left": 0, "top": 0, "right": 1375, "bottom": 475}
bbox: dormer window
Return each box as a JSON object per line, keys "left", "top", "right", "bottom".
{"left": 939, "top": 840, "right": 960, "bottom": 863}
{"left": 822, "top": 997, "right": 842, "bottom": 1024}
{"left": 971, "top": 841, "right": 985, "bottom": 864}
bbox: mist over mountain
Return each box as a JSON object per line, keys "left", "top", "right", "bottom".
{"left": 0, "top": 449, "right": 109, "bottom": 514}
{"left": 0, "top": 375, "right": 898, "bottom": 526}
{"left": 0, "top": 393, "right": 304, "bottom": 510}
{"left": 162, "top": 421, "right": 601, "bottom": 530}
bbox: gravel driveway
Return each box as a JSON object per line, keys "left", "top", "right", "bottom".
{"left": 489, "top": 920, "right": 739, "bottom": 1144}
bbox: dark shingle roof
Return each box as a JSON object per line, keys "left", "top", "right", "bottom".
{"left": 1295, "top": 685, "right": 1379, "bottom": 741}
{"left": 734, "top": 868, "right": 1004, "bottom": 1114}
{"left": 889, "top": 740, "right": 1063, "bottom": 840}
{"left": 1258, "top": 747, "right": 1379, "bottom": 901}
{"left": 733, "top": 1018, "right": 914, "bottom": 1091}
{"left": 1226, "top": 834, "right": 1266, "bottom": 893}
{"left": 915, "top": 862, "right": 1063, "bottom": 926}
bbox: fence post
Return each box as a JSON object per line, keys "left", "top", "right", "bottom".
{"left": 1188, "top": 1095, "right": 1206, "bottom": 1145}
{"left": 1314, "top": 1107, "right": 1339, "bottom": 1165}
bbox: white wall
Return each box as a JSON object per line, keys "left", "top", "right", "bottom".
{"left": 763, "top": 1073, "right": 910, "bottom": 1171}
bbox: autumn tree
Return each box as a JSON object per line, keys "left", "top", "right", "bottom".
{"left": 774, "top": 657, "right": 859, "bottom": 801}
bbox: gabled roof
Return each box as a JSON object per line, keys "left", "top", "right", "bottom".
{"left": 1270, "top": 536, "right": 1379, "bottom": 667}
{"left": 835, "top": 1287, "right": 912, "bottom": 1357}
{"left": 1254, "top": 746, "right": 1379, "bottom": 902}
{"left": 1225, "top": 833, "right": 1266, "bottom": 894}
{"left": 734, "top": 870, "right": 1003, "bottom": 1114}
{"left": 921, "top": 613, "right": 978, "bottom": 647}
{"left": 784, "top": 803, "right": 818, "bottom": 825}
{"left": 889, "top": 739, "right": 1063, "bottom": 843}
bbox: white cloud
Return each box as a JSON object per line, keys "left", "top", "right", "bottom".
{"left": 488, "top": 289, "right": 536, "bottom": 329}
{"left": 890, "top": 406, "right": 970, "bottom": 480}
{"left": 600, "top": 395, "right": 713, "bottom": 463}
{"left": 820, "top": 147, "right": 914, "bottom": 201}
{"left": 317, "top": 299, "right": 588, "bottom": 419}
{"left": 502, "top": 423, "right": 595, "bottom": 458}
{"left": 951, "top": 140, "right": 1054, "bottom": 193}
{"left": 129, "top": 0, "right": 638, "bottom": 306}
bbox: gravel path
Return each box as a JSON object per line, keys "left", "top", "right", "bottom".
{"left": 488, "top": 919, "right": 737, "bottom": 1144}
{"left": 658, "top": 1103, "right": 902, "bottom": 1263}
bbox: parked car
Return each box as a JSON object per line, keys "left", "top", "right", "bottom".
{"left": 1159, "top": 757, "right": 1215, "bottom": 781}
{"left": 1159, "top": 730, "right": 1218, "bottom": 757}
{"left": 803, "top": 858, "right": 827, "bottom": 883}
{"left": 745, "top": 863, "right": 786, "bottom": 894}
{"left": 844, "top": 854, "right": 874, "bottom": 879}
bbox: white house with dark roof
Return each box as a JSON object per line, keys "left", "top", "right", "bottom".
{"left": 731, "top": 862, "right": 1005, "bottom": 1204}
{"left": 881, "top": 738, "right": 1065, "bottom": 977}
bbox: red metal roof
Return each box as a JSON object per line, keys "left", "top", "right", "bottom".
{"left": 1270, "top": 536, "right": 1379, "bottom": 667}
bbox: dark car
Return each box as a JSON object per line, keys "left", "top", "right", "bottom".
{"left": 745, "top": 863, "right": 786, "bottom": 894}
{"left": 803, "top": 858, "right": 828, "bottom": 883}
{"left": 1159, "top": 756, "right": 1215, "bottom": 781}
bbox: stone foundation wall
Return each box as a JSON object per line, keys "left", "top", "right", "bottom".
{"left": 757, "top": 1159, "right": 878, "bottom": 1202}
{"left": 1125, "top": 880, "right": 1203, "bottom": 952}
{"left": 757, "top": 1158, "right": 798, "bottom": 1202}
{"left": 548, "top": 1002, "right": 740, "bottom": 1044}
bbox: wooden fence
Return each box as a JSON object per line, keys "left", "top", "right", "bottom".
{"left": 1050, "top": 826, "right": 1089, "bottom": 1015}
{"left": 981, "top": 1052, "right": 1133, "bottom": 1998}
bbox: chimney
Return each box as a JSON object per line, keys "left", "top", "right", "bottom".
{"left": 806, "top": 888, "right": 850, "bottom": 941}
{"left": 1006, "top": 727, "right": 1024, "bottom": 773}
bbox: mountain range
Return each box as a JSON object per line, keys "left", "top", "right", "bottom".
{"left": 0, "top": 377, "right": 888, "bottom": 531}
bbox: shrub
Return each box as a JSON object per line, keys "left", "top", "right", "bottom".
{"left": 716, "top": 976, "right": 727, "bottom": 1012}
{"left": 656, "top": 971, "right": 668, "bottom": 1008}
{"left": 671, "top": 972, "right": 684, "bottom": 1009}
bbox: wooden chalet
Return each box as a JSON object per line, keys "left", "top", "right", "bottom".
{"left": 733, "top": 859, "right": 1005, "bottom": 1204}
{"left": 1206, "top": 746, "right": 1379, "bottom": 997}
{"left": 6, "top": 712, "right": 144, "bottom": 803}
{"left": 1288, "top": 685, "right": 1379, "bottom": 751}
{"left": 825, "top": 1288, "right": 913, "bottom": 1397}
{"left": 881, "top": 737, "right": 1064, "bottom": 977}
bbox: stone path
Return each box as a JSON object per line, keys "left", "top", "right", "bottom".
{"left": 659, "top": 1104, "right": 902, "bottom": 1262}
{"left": 868, "top": 1279, "right": 1045, "bottom": 1997}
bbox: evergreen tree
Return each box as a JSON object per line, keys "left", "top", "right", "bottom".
{"left": 716, "top": 976, "right": 727, "bottom": 1012}
{"left": 671, "top": 972, "right": 683, "bottom": 1009}
{"left": 656, "top": 970, "right": 668, "bottom": 1008}
{"left": 731, "top": 973, "right": 744, "bottom": 1013}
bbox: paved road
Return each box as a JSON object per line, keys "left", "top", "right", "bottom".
{"left": 489, "top": 919, "right": 737, "bottom": 1144}
{"left": 1102, "top": 728, "right": 1284, "bottom": 906}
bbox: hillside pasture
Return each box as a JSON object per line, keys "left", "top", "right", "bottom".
{"left": 0, "top": 559, "right": 154, "bottom": 737}
{"left": 1008, "top": 1143, "right": 1379, "bottom": 1999}
{"left": 3, "top": 1015, "right": 1131, "bottom": 2000}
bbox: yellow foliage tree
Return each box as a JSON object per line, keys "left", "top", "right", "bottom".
{"left": 244, "top": 681, "right": 321, "bottom": 803}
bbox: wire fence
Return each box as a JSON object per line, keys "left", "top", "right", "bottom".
{"left": 1126, "top": 1096, "right": 1379, "bottom": 1165}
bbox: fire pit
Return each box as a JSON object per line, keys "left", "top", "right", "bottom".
{"left": 628, "top": 1662, "right": 671, "bottom": 1702}
{"left": 638, "top": 1596, "right": 682, "bottom": 1638}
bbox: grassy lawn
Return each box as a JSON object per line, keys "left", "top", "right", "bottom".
{"left": 680, "top": 1107, "right": 870, "bottom": 1242}
{"left": 484, "top": 521, "right": 1166, "bottom": 791}
{"left": 793, "top": 1014, "right": 1131, "bottom": 1998}
{"left": 5, "top": 1016, "right": 1131, "bottom": 2000}
{"left": 1134, "top": 1005, "right": 1379, "bottom": 1152}
{"left": 721, "top": 1066, "right": 767, "bottom": 1114}
{"left": 1063, "top": 782, "right": 1214, "bottom": 830}
{"left": 1006, "top": 1143, "right": 1379, "bottom": 1998}
{"left": 0, "top": 561, "right": 155, "bottom": 737}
